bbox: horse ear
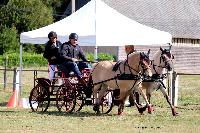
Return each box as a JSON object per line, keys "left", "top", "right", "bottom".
{"left": 147, "top": 49, "right": 150, "bottom": 56}
{"left": 172, "top": 55, "right": 174, "bottom": 59}
{"left": 169, "top": 44, "right": 172, "bottom": 51}
{"left": 160, "top": 47, "right": 164, "bottom": 52}
{"left": 140, "top": 52, "right": 144, "bottom": 58}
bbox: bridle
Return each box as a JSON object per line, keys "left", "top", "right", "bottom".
{"left": 124, "top": 52, "right": 151, "bottom": 78}
{"left": 152, "top": 49, "right": 174, "bottom": 75}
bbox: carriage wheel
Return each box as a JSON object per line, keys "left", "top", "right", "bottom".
{"left": 100, "top": 91, "right": 114, "bottom": 114}
{"left": 56, "top": 83, "right": 76, "bottom": 113}
{"left": 74, "top": 89, "right": 85, "bottom": 112}
{"left": 29, "top": 84, "right": 50, "bottom": 112}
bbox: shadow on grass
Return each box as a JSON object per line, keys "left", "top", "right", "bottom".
{"left": 33, "top": 110, "right": 116, "bottom": 117}
{"left": 0, "top": 102, "right": 7, "bottom": 107}
{"left": 0, "top": 110, "right": 15, "bottom": 113}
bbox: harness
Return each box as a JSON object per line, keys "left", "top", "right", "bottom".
{"left": 91, "top": 52, "right": 150, "bottom": 92}
{"left": 145, "top": 49, "right": 174, "bottom": 92}
{"left": 152, "top": 50, "right": 173, "bottom": 75}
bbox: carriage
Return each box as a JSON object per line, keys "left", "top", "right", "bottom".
{"left": 29, "top": 62, "right": 115, "bottom": 114}
{"left": 29, "top": 46, "right": 178, "bottom": 116}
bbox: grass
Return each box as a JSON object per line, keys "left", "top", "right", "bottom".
{"left": 0, "top": 68, "right": 200, "bottom": 133}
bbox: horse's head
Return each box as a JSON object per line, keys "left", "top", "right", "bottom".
{"left": 127, "top": 50, "right": 152, "bottom": 77}
{"left": 160, "top": 45, "right": 174, "bottom": 71}
{"left": 139, "top": 49, "right": 152, "bottom": 77}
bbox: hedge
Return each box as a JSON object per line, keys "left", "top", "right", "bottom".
{"left": 0, "top": 52, "right": 115, "bottom": 68}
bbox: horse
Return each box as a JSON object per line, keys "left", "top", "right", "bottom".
{"left": 90, "top": 51, "right": 153, "bottom": 115}
{"left": 131, "top": 45, "right": 178, "bottom": 116}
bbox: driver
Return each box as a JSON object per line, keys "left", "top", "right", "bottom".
{"left": 60, "top": 33, "right": 88, "bottom": 85}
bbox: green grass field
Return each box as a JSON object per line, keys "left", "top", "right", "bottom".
{"left": 0, "top": 68, "right": 200, "bottom": 133}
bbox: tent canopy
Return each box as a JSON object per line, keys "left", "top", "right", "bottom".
{"left": 20, "top": 0, "right": 172, "bottom": 46}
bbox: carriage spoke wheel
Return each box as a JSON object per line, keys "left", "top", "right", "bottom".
{"left": 56, "top": 83, "right": 76, "bottom": 113}
{"left": 29, "top": 84, "right": 50, "bottom": 112}
{"left": 74, "top": 88, "right": 85, "bottom": 112}
{"left": 100, "top": 91, "right": 114, "bottom": 114}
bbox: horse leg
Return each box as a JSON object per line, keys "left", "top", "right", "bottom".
{"left": 97, "top": 84, "right": 108, "bottom": 113}
{"left": 93, "top": 84, "right": 102, "bottom": 113}
{"left": 130, "top": 91, "right": 147, "bottom": 114}
{"left": 138, "top": 86, "right": 153, "bottom": 114}
{"left": 160, "top": 86, "right": 178, "bottom": 116}
{"left": 118, "top": 89, "right": 128, "bottom": 115}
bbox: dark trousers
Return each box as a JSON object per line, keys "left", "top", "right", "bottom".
{"left": 61, "top": 61, "right": 88, "bottom": 80}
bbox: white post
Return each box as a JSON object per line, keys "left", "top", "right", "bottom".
{"left": 15, "top": 69, "right": 20, "bottom": 92}
{"left": 19, "top": 43, "right": 23, "bottom": 99}
{"left": 14, "top": 68, "right": 20, "bottom": 106}
{"left": 174, "top": 75, "right": 179, "bottom": 106}
{"left": 170, "top": 71, "right": 179, "bottom": 107}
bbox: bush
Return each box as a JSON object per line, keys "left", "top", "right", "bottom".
{"left": 86, "top": 52, "right": 114, "bottom": 61}
{"left": 0, "top": 52, "right": 115, "bottom": 68}
{"left": 1, "top": 52, "right": 47, "bottom": 68}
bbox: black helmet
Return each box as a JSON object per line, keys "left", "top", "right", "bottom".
{"left": 48, "top": 31, "right": 57, "bottom": 39}
{"left": 69, "top": 33, "right": 78, "bottom": 40}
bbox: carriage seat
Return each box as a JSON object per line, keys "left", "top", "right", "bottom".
{"left": 57, "top": 64, "right": 91, "bottom": 79}
{"left": 57, "top": 64, "right": 75, "bottom": 78}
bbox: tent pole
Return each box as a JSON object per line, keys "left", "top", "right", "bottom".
{"left": 71, "top": 0, "right": 75, "bottom": 13}
{"left": 94, "top": 46, "right": 98, "bottom": 61}
{"left": 19, "top": 43, "right": 23, "bottom": 101}
{"left": 94, "top": 0, "right": 97, "bottom": 61}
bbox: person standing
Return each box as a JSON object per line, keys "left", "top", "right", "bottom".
{"left": 43, "top": 31, "right": 62, "bottom": 81}
{"left": 125, "top": 45, "right": 140, "bottom": 107}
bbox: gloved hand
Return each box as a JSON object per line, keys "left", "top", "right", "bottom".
{"left": 71, "top": 58, "right": 78, "bottom": 62}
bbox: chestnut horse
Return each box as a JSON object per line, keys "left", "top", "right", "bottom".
{"left": 90, "top": 51, "right": 152, "bottom": 115}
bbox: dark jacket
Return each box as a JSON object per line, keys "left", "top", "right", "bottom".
{"left": 60, "top": 41, "right": 87, "bottom": 62}
{"left": 43, "top": 40, "right": 62, "bottom": 65}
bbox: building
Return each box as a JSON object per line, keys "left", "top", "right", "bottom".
{"left": 68, "top": 0, "right": 200, "bottom": 74}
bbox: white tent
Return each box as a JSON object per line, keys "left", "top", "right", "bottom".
{"left": 19, "top": 0, "right": 172, "bottom": 96}
{"left": 20, "top": 0, "right": 172, "bottom": 46}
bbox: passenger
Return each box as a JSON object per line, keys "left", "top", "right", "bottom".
{"left": 60, "top": 33, "right": 88, "bottom": 85}
{"left": 43, "top": 31, "right": 62, "bottom": 81}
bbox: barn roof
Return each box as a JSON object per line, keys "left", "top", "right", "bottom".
{"left": 102, "top": 0, "right": 200, "bottom": 39}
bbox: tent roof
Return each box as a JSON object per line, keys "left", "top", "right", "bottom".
{"left": 20, "top": 0, "right": 172, "bottom": 46}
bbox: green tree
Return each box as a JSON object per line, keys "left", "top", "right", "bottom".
{"left": 0, "top": 0, "right": 53, "bottom": 33}
{"left": 0, "top": 0, "right": 54, "bottom": 54}
{"left": 41, "top": 0, "right": 71, "bottom": 21}
{"left": 0, "top": 26, "right": 19, "bottom": 54}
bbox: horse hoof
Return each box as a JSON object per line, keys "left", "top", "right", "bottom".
{"left": 96, "top": 111, "right": 101, "bottom": 115}
{"left": 138, "top": 104, "right": 147, "bottom": 114}
{"left": 172, "top": 108, "right": 179, "bottom": 116}
{"left": 172, "top": 111, "right": 179, "bottom": 116}
{"left": 173, "top": 112, "right": 179, "bottom": 116}
{"left": 147, "top": 105, "right": 153, "bottom": 114}
{"left": 93, "top": 105, "right": 99, "bottom": 112}
{"left": 118, "top": 111, "right": 124, "bottom": 116}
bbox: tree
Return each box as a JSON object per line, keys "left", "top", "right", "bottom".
{"left": 41, "top": 0, "right": 71, "bottom": 21}
{"left": 0, "top": 26, "right": 19, "bottom": 54}
{"left": 0, "top": 0, "right": 53, "bottom": 33}
{"left": 0, "top": 0, "right": 54, "bottom": 53}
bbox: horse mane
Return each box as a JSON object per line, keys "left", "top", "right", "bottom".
{"left": 152, "top": 50, "right": 162, "bottom": 63}
{"left": 127, "top": 51, "right": 140, "bottom": 58}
